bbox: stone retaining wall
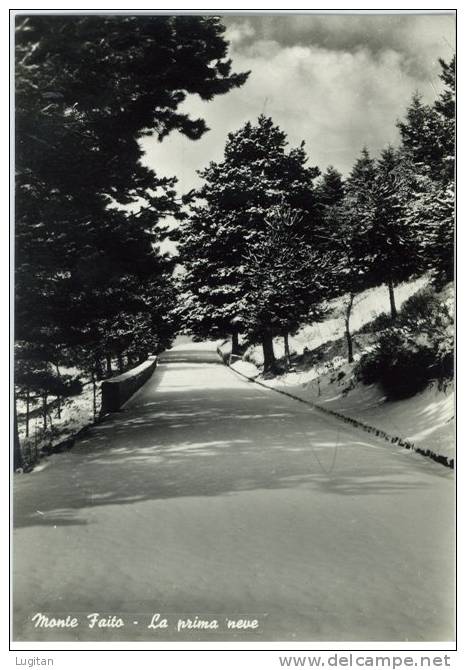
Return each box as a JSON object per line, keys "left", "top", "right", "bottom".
{"left": 101, "top": 358, "right": 157, "bottom": 414}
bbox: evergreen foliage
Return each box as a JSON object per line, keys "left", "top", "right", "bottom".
{"left": 315, "top": 166, "right": 345, "bottom": 209}
{"left": 365, "top": 147, "right": 421, "bottom": 314}
{"left": 397, "top": 56, "right": 455, "bottom": 286}
{"left": 242, "top": 205, "right": 331, "bottom": 369}
{"left": 15, "top": 17, "right": 455, "bottom": 450}
{"left": 15, "top": 17, "right": 246, "bottom": 354}
{"left": 15, "top": 15, "right": 247, "bottom": 446}
{"left": 178, "top": 115, "right": 322, "bottom": 367}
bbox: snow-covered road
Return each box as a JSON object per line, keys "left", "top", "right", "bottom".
{"left": 13, "top": 343, "right": 454, "bottom": 643}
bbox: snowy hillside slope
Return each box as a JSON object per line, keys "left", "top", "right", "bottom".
{"left": 224, "top": 276, "right": 454, "bottom": 464}
{"left": 263, "top": 367, "right": 454, "bottom": 464}
{"left": 243, "top": 276, "right": 428, "bottom": 367}
{"left": 17, "top": 381, "right": 102, "bottom": 467}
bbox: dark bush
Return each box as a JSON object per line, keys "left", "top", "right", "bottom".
{"left": 358, "top": 311, "right": 393, "bottom": 335}
{"left": 355, "top": 286, "right": 453, "bottom": 400}
{"left": 358, "top": 285, "right": 438, "bottom": 335}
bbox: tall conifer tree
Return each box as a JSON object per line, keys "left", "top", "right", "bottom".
{"left": 15, "top": 15, "right": 247, "bottom": 458}
{"left": 179, "top": 115, "right": 321, "bottom": 368}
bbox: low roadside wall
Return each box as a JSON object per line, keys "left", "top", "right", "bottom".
{"left": 101, "top": 357, "right": 157, "bottom": 414}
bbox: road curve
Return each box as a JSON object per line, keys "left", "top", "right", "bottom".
{"left": 13, "top": 342, "right": 454, "bottom": 643}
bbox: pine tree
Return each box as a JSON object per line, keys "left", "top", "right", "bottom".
{"left": 321, "top": 200, "right": 370, "bottom": 363}
{"left": 178, "top": 115, "right": 321, "bottom": 367}
{"left": 242, "top": 206, "right": 330, "bottom": 370}
{"left": 402, "top": 172, "right": 454, "bottom": 287}
{"left": 346, "top": 147, "right": 376, "bottom": 201}
{"left": 365, "top": 147, "right": 421, "bottom": 318}
{"left": 397, "top": 94, "right": 444, "bottom": 180}
{"left": 330, "top": 147, "right": 419, "bottom": 328}
{"left": 313, "top": 165, "right": 370, "bottom": 363}
{"left": 434, "top": 56, "right": 455, "bottom": 183}
{"left": 316, "top": 166, "right": 345, "bottom": 208}
{"left": 398, "top": 56, "right": 455, "bottom": 286}
{"left": 15, "top": 15, "right": 247, "bottom": 459}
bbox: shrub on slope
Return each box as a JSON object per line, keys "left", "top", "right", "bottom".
{"left": 355, "top": 284, "right": 453, "bottom": 399}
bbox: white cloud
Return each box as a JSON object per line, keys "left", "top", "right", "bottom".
{"left": 224, "top": 20, "right": 256, "bottom": 45}
{"left": 223, "top": 13, "right": 455, "bottom": 77}
{"left": 140, "top": 16, "right": 455, "bottom": 197}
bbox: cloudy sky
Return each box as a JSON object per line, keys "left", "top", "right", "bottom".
{"left": 141, "top": 12, "right": 455, "bottom": 196}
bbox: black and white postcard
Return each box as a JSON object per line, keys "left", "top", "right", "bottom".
{"left": 11, "top": 8, "right": 457, "bottom": 656}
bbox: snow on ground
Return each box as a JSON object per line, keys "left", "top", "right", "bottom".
{"left": 168, "top": 336, "right": 224, "bottom": 351}
{"left": 13, "top": 347, "right": 454, "bottom": 642}
{"left": 17, "top": 381, "right": 102, "bottom": 464}
{"left": 228, "top": 352, "right": 454, "bottom": 463}
{"left": 266, "top": 367, "right": 455, "bottom": 463}
{"left": 17, "top": 343, "right": 224, "bottom": 467}
{"left": 222, "top": 276, "right": 454, "bottom": 463}
{"left": 244, "top": 276, "right": 428, "bottom": 366}
{"left": 230, "top": 359, "right": 261, "bottom": 378}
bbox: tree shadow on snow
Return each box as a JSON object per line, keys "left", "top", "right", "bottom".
{"left": 14, "top": 383, "right": 453, "bottom": 529}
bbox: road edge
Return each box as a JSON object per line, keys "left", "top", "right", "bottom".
{"left": 217, "top": 346, "right": 454, "bottom": 470}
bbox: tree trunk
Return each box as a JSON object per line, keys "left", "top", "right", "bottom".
{"left": 344, "top": 293, "right": 355, "bottom": 364}
{"left": 388, "top": 279, "right": 397, "bottom": 319}
{"left": 117, "top": 352, "right": 124, "bottom": 373}
{"left": 55, "top": 363, "right": 62, "bottom": 418}
{"left": 14, "top": 396, "right": 23, "bottom": 471}
{"left": 94, "top": 357, "right": 104, "bottom": 381}
{"left": 92, "top": 372, "right": 97, "bottom": 421}
{"left": 262, "top": 333, "right": 276, "bottom": 373}
{"left": 106, "top": 353, "right": 112, "bottom": 376}
{"left": 42, "top": 393, "right": 47, "bottom": 431}
{"left": 231, "top": 330, "right": 240, "bottom": 356}
{"left": 25, "top": 390, "right": 30, "bottom": 438}
{"left": 284, "top": 332, "right": 291, "bottom": 369}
